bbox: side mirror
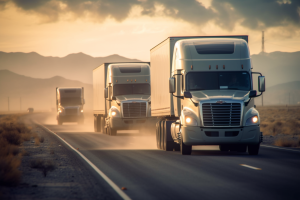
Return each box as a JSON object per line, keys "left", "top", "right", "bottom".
{"left": 108, "top": 86, "right": 112, "bottom": 101}
{"left": 249, "top": 90, "right": 257, "bottom": 98}
{"left": 258, "top": 76, "right": 265, "bottom": 92}
{"left": 104, "top": 88, "right": 108, "bottom": 99}
{"left": 175, "top": 74, "right": 183, "bottom": 97}
{"left": 169, "top": 77, "right": 175, "bottom": 93}
{"left": 184, "top": 91, "right": 192, "bottom": 98}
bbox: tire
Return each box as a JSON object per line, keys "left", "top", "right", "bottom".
{"left": 107, "top": 126, "right": 111, "bottom": 135}
{"left": 180, "top": 138, "right": 192, "bottom": 155}
{"left": 110, "top": 128, "right": 117, "bottom": 136}
{"left": 100, "top": 116, "right": 105, "bottom": 133}
{"left": 163, "top": 120, "right": 179, "bottom": 151}
{"left": 248, "top": 143, "right": 260, "bottom": 155}
{"left": 94, "top": 115, "right": 101, "bottom": 132}
{"left": 94, "top": 115, "right": 98, "bottom": 132}
{"left": 156, "top": 121, "right": 161, "bottom": 149}
{"left": 160, "top": 121, "right": 164, "bottom": 150}
{"left": 236, "top": 145, "right": 247, "bottom": 152}
{"left": 219, "top": 145, "right": 230, "bottom": 152}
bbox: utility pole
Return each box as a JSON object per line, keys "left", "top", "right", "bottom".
{"left": 262, "top": 31, "right": 265, "bottom": 53}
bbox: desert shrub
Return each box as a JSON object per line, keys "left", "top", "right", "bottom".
{"left": 35, "top": 137, "right": 40, "bottom": 146}
{"left": 274, "top": 137, "right": 300, "bottom": 147}
{"left": 0, "top": 115, "right": 33, "bottom": 186}
{"left": 30, "top": 159, "right": 55, "bottom": 177}
{"left": 2, "top": 130, "right": 22, "bottom": 145}
{"left": 39, "top": 136, "right": 44, "bottom": 143}
{"left": 0, "top": 154, "right": 21, "bottom": 186}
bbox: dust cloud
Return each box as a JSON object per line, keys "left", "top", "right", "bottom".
{"left": 29, "top": 112, "right": 157, "bottom": 150}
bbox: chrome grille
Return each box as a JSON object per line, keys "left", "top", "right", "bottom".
{"left": 123, "top": 102, "right": 146, "bottom": 118}
{"left": 65, "top": 108, "right": 77, "bottom": 115}
{"left": 202, "top": 103, "right": 241, "bottom": 126}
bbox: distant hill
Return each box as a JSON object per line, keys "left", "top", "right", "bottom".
{"left": 0, "top": 70, "right": 92, "bottom": 111}
{"left": 251, "top": 51, "right": 300, "bottom": 87}
{"left": 255, "top": 81, "right": 300, "bottom": 106}
{"left": 0, "top": 51, "right": 142, "bottom": 84}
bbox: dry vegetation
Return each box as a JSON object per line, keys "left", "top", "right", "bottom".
{"left": 257, "top": 106, "right": 300, "bottom": 147}
{"left": 0, "top": 114, "right": 44, "bottom": 186}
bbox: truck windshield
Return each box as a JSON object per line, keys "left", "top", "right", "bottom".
{"left": 186, "top": 72, "right": 251, "bottom": 91}
{"left": 60, "top": 98, "right": 82, "bottom": 106}
{"left": 113, "top": 84, "right": 150, "bottom": 96}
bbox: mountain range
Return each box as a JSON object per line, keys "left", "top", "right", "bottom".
{"left": 0, "top": 51, "right": 141, "bottom": 84}
{"left": 0, "top": 70, "right": 92, "bottom": 111}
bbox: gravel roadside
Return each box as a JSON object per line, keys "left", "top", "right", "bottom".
{"left": 1, "top": 119, "right": 121, "bottom": 200}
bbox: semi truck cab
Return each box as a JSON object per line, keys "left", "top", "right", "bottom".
{"left": 151, "top": 36, "right": 265, "bottom": 155}
{"left": 56, "top": 87, "right": 85, "bottom": 125}
{"left": 93, "top": 63, "right": 157, "bottom": 136}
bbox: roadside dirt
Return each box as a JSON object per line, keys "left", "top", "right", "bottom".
{"left": 0, "top": 117, "right": 120, "bottom": 200}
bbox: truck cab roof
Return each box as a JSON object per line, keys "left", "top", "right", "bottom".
{"left": 175, "top": 38, "right": 250, "bottom": 60}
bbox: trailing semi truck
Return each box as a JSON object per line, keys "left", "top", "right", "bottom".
{"left": 151, "top": 36, "right": 266, "bottom": 155}
{"left": 93, "top": 62, "right": 157, "bottom": 135}
{"left": 56, "top": 87, "right": 85, "bottom": 125}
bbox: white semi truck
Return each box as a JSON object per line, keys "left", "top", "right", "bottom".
{"left": 56, "top": 87, "right": 85, "bottom": 125}
{"left": 151, "top": 36, "right": 266, "bottom": 155}
{"left": 93, "top": 62, "right": 157, "bottom": 135}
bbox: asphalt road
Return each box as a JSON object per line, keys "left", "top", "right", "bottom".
{"left": 32, "top": 113, "right": 300, "bottom": 200}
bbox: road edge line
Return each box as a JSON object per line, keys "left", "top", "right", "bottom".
{"left": 34, "top": 121, "right": 131, "bottom": 200}
{"left": 261, "top": 144, "right": 300, "bottom": 152}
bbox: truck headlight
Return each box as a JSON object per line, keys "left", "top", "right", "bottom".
{"left": 185, "top": 116, "right": 198, "bottom": 126}
{"left": 110, "top": 106, "right": 120, "bottom": 117}
{"left": 245, "top": 116, "right": 258, "bottom": 126}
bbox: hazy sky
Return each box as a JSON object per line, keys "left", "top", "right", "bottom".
{"left": 1, "top": 0, "right": 300, "bottom": 61}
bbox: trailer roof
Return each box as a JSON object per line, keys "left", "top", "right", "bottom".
{"left": 150, "top": 35, "right": 248, "bottom": 51}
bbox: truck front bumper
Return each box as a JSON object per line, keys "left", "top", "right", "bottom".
{"left": 110, "top": 117, "right": 158, "bottom": 130}
{"left": 57, "top": 114, "right": 84, "bottom": 122}
{"left": 181, "top": 126, "right": 260, "bottom": 146}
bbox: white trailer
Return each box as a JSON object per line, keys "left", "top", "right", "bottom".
{"left": 93, "top": 62, "right": 157, "bottom": 135}
{"left": 150, "top": 36, "right": 266, "bottom": 155}
{"left": 56, "top": 87, "right": 85, "bottom": 125}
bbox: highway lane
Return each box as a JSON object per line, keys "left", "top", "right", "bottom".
{"left": 33, "top": 113, "right": 300, "bottom": 200}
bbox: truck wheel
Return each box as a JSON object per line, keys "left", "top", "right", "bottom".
{"left": 180, "top": 139, "right": 192, "bottom": 155}
{"left": 94, "top": 115, "right": 98, "bottom": 132}
{"left": 160, "top": 121, "right": 165, "bottom": 150}
{"left": 110, "top": 128, "right": 117, "bottom": 136}
{"left": 237, "top": 145, "right": 247, "bottom": 152}
{"left": 156, "top": 121, "right": 161, "bottom": 149}
{"left": 219, "top": 145, "right": 230, "bottom": 152}
{"left": 163, "top": 120, "right": 178, "bottom": 151}
{"left": 248, "top": 144, "right": 260, "bottom": 155}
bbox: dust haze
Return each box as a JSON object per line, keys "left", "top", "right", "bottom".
{"left": 30, "top": 112, "right": 157, "bottom": 150}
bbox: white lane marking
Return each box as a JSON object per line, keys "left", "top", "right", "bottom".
{"left": 240, "top": 164, "right": 261, "bottom": 170}
{"left": 261, "top": 145, "right": 300, "bottom": 153}
{"left": 35, "top": 122, "right": 131, "bottom": 200}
